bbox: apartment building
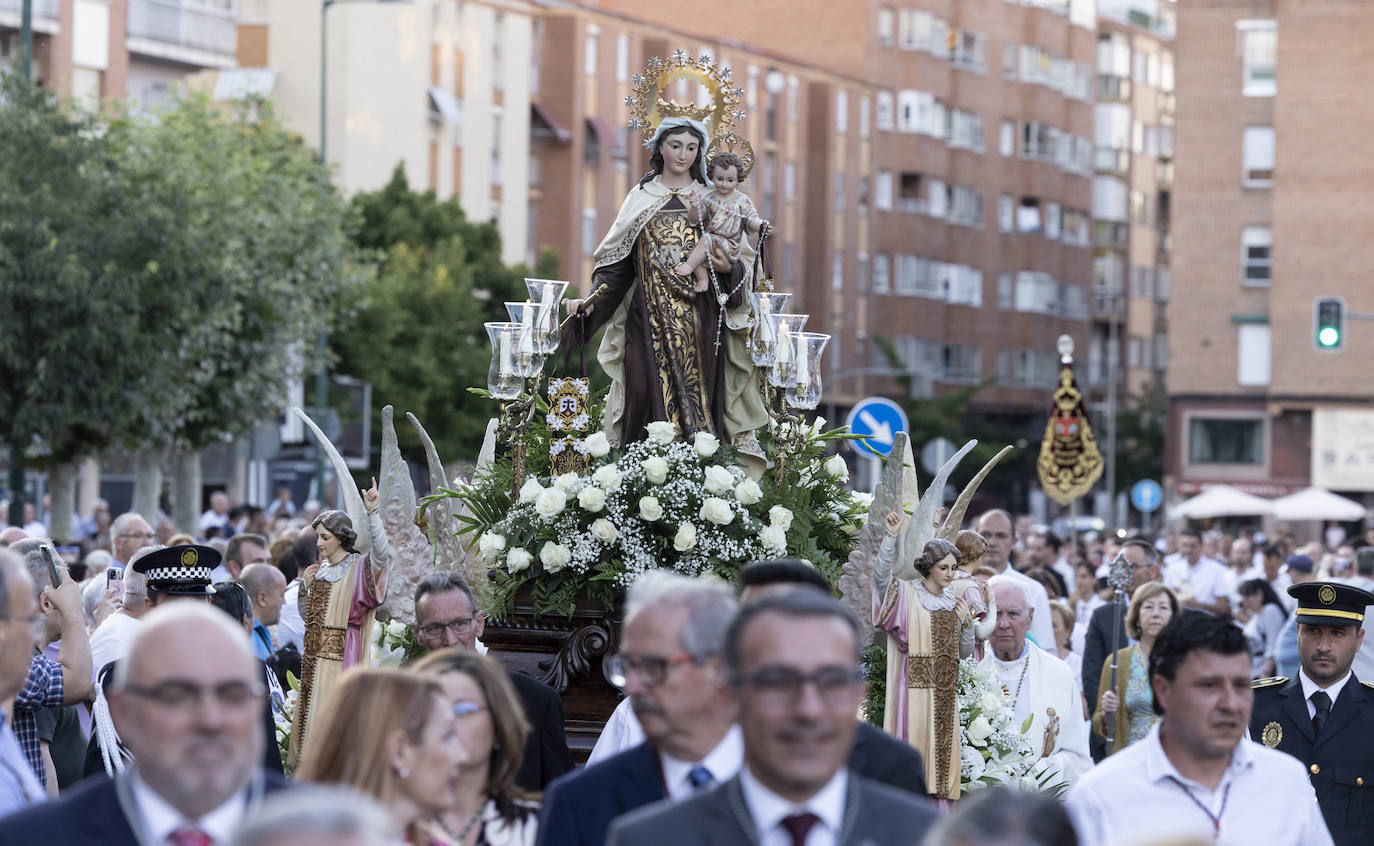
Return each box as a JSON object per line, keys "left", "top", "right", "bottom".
{"left": 1169, "top": 0, "right": 1374, "bottom": 502}
{"left": 238, "top": 0, "right": 534, "bottom": 266}
{"left": 0, "top": 0, "right": 237, "bottom": 107}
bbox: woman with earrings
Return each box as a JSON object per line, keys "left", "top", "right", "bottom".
{"left": 413, "top": 649, "right": 539, "bottom": 846}
{"left": 296, "top": 667, "right": 470, "bottom": 845}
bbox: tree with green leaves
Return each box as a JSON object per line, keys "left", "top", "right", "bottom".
{"left": 333, "top": 165, "right": 559, "bottom": 471}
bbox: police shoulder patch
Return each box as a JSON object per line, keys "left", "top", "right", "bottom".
{"left": 1253, "top": 676, "right": 1288, "bottom": 689}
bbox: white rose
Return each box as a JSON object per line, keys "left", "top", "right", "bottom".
{"left": 534, "top": 487, "right": 568, "bottom": 520}
{"left": 699, "top": 497, "right": 734, "bottom": 526}
{"left": 760, "top": 524, "right": 787, "bottom": 554}
{"left": 639, "top": 496, "right": 663, "bottom": 522}
{"left": 641, "top": 456, "right": 669, "bottom": 485}
{"left": 477, "top": 532, "right": 506, "bottom": 560}
{"left": 769, "top": 505, "right": 794, "bottom": 530}
{"left": 823, "top": 454, "right": 849, "bottom": 482}
{"left": 578, "top": 486, "right": 607, "bottom": 513}
{"left": 851, "top": 491, "right": 874, "bottom": 511}
{"left": 518, "top": 478, "right": 544, "bottom": 504}
{"left": 592, "top": 464, "right": 622, "bottom": 490}
{"left": 967, "top": 714, "right": 994, "bottom": 747}
{"left": 703, "top": 465, "right": 734, "bottom": 495}
{"left": 585, "top": 431, "right": 611, "bottom": 458}
{"left": 591, "top": 518, "right": 618, "bottom": 543}
{"left": 693, "top": 431, "right": 720, "bottom": 458}
{"left": 673, "top": 522, "right": 697, "bottom": 551}
{"left": 554, "top": 472, "right": 579, "bottom": 491}
{"left": 809, "top": 416, "right": 827, "bottom": 436}
{"left": 734, "top": 478, "right": 763, "bottom": 505}
{"left": 539, "top": 541, "right": 571, "bottom": 573}
{"left": 505, "top": 547, "right": 532, "bottom": 573}
{"left": 980, "top": 691, "right": 1005, "bottom": 715}
{"left": 646, "top": 420, "right": 677, "bottom": 444}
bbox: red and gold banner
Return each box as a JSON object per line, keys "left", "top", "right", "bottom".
{"left": 1036, "top": 363, "right": 1103, "bottom": 505}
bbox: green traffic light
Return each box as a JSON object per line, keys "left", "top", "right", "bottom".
{"left": 1318, "top": 327, "right": 1341, "bottom": 347}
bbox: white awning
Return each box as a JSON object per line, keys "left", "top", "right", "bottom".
{"left": 427, "top": 86, "right": 461, "bottom": 126}
{"left": 1268, "top": 487, "right": 1367, "bottom": 522}
{"left": 1168, "top": 485, "right": 1275, "bottom": 520}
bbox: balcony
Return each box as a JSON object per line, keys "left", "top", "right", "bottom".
{"left": 0, "top": 0, "right": 59, "bottom": 33}
{"left": 1095, "top": 146, "right": 1130, "bottom": 176}
{"left": 1093, "top": 220, "right": 1129, "bottom": 249}
{"left": 1096, "top": 74, "right": 1131, "bottom": 102}
{"left": 127, "top": 0, "right": 237, "bottom": 67}
{"left": 1092, "top": 285, "right": 1126, "bottom": 321}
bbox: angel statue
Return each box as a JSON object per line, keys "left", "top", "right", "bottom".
{"left": 841, "top": 433, "right": 1012, "bottom": 801}
{"left": 564, "top": 54, "right": 767, "bottom": 465}
{"left": 289, "top": 408, "right": 393, "bottom": 765}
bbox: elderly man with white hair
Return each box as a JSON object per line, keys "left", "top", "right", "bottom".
{"left": 979, "top": 575, "right": 1092, "bottom": 788}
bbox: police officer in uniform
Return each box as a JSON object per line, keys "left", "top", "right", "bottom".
{"left": 1251, "top": 581, "right": 1374, "bottom": 846}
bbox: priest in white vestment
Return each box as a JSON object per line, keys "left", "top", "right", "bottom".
{"left": 981, "top": 575, "right": 1093, "bottom": 788}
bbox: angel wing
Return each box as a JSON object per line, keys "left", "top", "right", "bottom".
{"left": 412, "top": 412, "right": 490, "bottom": 609}
{"left": 838, "top": 433, "right": 916, "bottom": 647}
{"left": 376, "top": 405, "right": 434, "bottom": 624}
{"left": 895, "top": 440, "right": 977, "bottom": 581}
{"left": 937, "top": 445, "right": 1016, "bottom": 541}
{"left": 293, "top": 406, "right": 370, "bottom": 554}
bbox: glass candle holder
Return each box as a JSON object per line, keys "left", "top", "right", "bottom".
{"left": 484, "top": 322, "right": 526, "bottom": 400}
{"left": 503, "top": 302, "right": 548, "bottom": 377}
{"left": 767, "top": 313, "right": 809, "bottom": 388}
{"left": 748, "top": 291, "right": 793, "bottom": 367}
{"left": 785, "top": 332, "right": 830, "bottom": 410}
{"left": 525, "top": 278, "right": 569, "bottom": 354}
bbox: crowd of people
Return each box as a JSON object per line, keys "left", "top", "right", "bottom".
{"left": 0, "top": 492, "right": 1370, "bottom": 846}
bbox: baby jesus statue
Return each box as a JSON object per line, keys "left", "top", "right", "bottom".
{"left": 674, "top": 152, "right": 768, "bottom": 292}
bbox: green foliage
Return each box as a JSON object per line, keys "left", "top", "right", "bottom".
{"left": 1113, "top": 381, "right": 1166, "bottom": 493}
{"left": 333, "top": 166, "right": 547, "bottom": 467}
{"left": 862, "top": 643, "right": 887, "bottom": 725}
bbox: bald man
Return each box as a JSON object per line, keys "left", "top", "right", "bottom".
{"left": 1, "top": 604, "right": 291, "bottom": 842}
{"left": 239, "top": 564, "right": 286, "bottom": 662}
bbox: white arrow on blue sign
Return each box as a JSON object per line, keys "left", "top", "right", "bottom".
{"left": 1131, "top": 479, "right": 1164, "bottom": 513}
{"left": 846, "top": 397, "right": 910, "bottom": 459}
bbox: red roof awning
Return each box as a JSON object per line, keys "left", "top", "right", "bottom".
{"left": 530, "top": 102, "right": 571, "bottom": 144}
{"left": 586, "top": 115, "right": 626, "bottom": 159}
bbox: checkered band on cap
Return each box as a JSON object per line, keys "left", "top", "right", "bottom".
{"left": 143, "top": 566, "right": 213, "bottom": 583}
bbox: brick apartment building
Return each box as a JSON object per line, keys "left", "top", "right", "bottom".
{"left": 1170, "top": 0, "right": 1374, "bottom": 504}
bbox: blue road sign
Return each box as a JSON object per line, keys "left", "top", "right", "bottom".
{"left": 846, "top": 397, "right": 909, "bottom": 459}
{"left": 1131, "top": 479, "right": 1164, "bottom": 513}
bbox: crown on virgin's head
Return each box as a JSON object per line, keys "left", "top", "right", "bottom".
{"left": 657, "top": 97, "right": 713, "bottom": 122}
{"left": 625, "top": 50, "right": 746, "bottom": 143}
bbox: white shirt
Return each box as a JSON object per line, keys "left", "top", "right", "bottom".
{"left": 659, "top": 724, "right": 744, "bottom": 801}
{"left": 997, "top": 565, "right": 1055, "bottom": 650}
{"left": 89, "top": 612, "right": 143, "bottom": 682}
{"left": 1068, "top": 723, "right": 1333, "bottom": 846}
{"left": 276, "top": 580, "right": 304, "bottom": 653}
{"left": 1298, "top": 668, "right": 1352, "bottom": 719}
{"left": 739, "top": 763, "right": 847, "bottom": 846}
{"left": 131, "top": 769, "right": 248, "bottom": 845}
{"left": 588, "top": 698, "right": 645, "bottom": 764}
{"left": 1162, "top": 556, "right": 1231, "bottom": 606}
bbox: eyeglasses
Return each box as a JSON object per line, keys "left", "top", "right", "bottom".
{"left": 117, "top": 532, "right": 157, "bottom": 541}
{"left": 605, "top": 652, "right": 701, "bottom": 688}
{"left": 732, "top": 665, "right": 863, "bottom": 708}
{"left": 418, "top": 616, "right": 478, "bottom": 639}
{"left": 121, "top": 679, "right": 265, "bottom": 710}
{"left": 453, "top": 700, "right": 489, "bottom": 718}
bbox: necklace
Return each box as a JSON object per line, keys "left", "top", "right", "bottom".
{"left": 1000, "top": 651, "right": 1030, "bottom": 704}
{"left": 437, "top": 802, "right": 486, "bottom": 844}
{"left": 1168, "top": 777, "right": 1231, "bottom": 840}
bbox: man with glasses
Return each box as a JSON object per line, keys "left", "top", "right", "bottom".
{"left": 2, "top": 602, "right": 291, "bottom": 843}
{"left": 110, "top": 513, "right": 156, "bottom": 571}
{"left": 607, "top": 586, "right": 936, "bottom": 846}
{"left": 410, "top": 572, "right": 572, "bottom": 792}
{"left": 537, "top": 572, "right": 739, "bottom": 846}
{"left": 0, "top": 548, "right": 45, "bottom": 813}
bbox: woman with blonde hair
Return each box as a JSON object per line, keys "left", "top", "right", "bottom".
{"left": 1092, "top": 582, "right": 1179, "bottom": 755}
{"left": 296, "top": 667, "right": 470, "bottom": 845}
{"left": 412, "top": 649, "right": 539, "bottom": 846}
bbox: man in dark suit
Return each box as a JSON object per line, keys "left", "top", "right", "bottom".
{"left": 411, "top": 572, "right": 573, "bottom": 792}
{"left": 607, "top": 587, "right": 936, "bottom": 845}
{"left": 1082, "top": 538, "right": 1159, "bottom": 761}
{"left": 1250, "top": 582, "right": 1374, "bottom": 846}
{"left": 0, "top": 602, "right": 290, "bottom": 844}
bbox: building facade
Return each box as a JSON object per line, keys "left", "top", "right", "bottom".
{"left": 1169, "top": 0, "right": 1374, "bottom": 503}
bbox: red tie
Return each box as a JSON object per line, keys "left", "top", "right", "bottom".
{"left": 780, "top": 812, "right": 820, "bottom": 846}
{"left": 167, "top": 828, "right": 213, "bottom": 846}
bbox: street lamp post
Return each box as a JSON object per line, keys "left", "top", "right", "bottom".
{"left": 312, "top": 0, "right": 334, "bottom": 504}
{"left": 9, "top": 1, "right": 34, "bottom": 527}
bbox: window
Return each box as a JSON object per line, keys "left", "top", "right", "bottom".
{"left": 897, "top": 172, "right": 925, "bottom": 213}
{"left": 927, "top": 178, "right": 947, "bottom": 218}
{"left": 788, "top": 76, "right": 799, "bottom": 122}
{"left": 836, "top": 90, "right": 848, "bottom": 133}
{"left": 584, "top": 29, "right": 598, "bottom": 76}
{"left": 873, "top": 253, "right": 891, "bottom": 294}
{"left": 581, "top": 208, "right": 597, "bottom": 256}
{"left": 1093, "top": 176, "right": 1129, "bottom": 222}
{"left": 999, "top": 195, "right": 1013, "bottom": 232}
{"left": 998, "top": 273, "right": 1014, "bottom": 309}
{"left": 1000, "top": 121, "right": 1014, "bottom": 156}
{"left": 878, "top": 6, "right": 895, "bottom": 46}
{"left": 857, "top": 253, "right": 869, "bottom": 293}
{"left": 834, "top": 172, "right": 846, "bottom": 210}
{"left": 951, "top": 29, "right": 987, "bottom": 72}
{"left": 1003, "top": 43, "right": 1017, "bottom": 80}
{"left": 1020, "top": 121, "right": 1056, "bottom": 160}
{"left": 1188, "top": 417, "right": 1264, "bottom": 465}
{"left": 490, "top": 109, "right": 502, "bottom": 183}
{"left": 832, "top": 253, "right": 844, "bottom": 291}
{"left": 948, "top": 186, "right": 983, "bottom": 228}
{"left": 874, "top": 169, "right": 894, "bottom": 210}
{"left": 1237, "top": 324, "right": 1271, "bottom": 386}
{"left": 859, "top": 96, "right": 870, "bottom": 139}
{"left": 949, "top": 109, "right": 984, "bottom": 151}
{"left": 1242, "top": 227, "right": 1271, "bottom": 285}
{"left": 1017, "top": 198, "right": 1042, "bottom": 234}
{"left": 1097, "top": 31, "right": 1129, "bottom": 77}
{"left": 876, "top": 91, "right": 894, "bottom": 131}
{"left": 784, "top": 162, "right": 796, "bottom": 202}
{"left": 1238, "top": 21, "right": 1277, "bottom": 96}
{"left": 1242, "top": 127, "right": 1275, "bottom": 186}
{"left": 1062, "top": 209, "right": 1090, "bottom": 246}
{"left": 615, "top": 34, "right": 629, "bottom": 82}
{"left": 1045, "top": 202, "right": 1061, "bottom": 239}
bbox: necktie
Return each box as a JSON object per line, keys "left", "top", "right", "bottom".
{"left": 167, "top": 828, "right": 213, "bottom": 846}
{"left": 780, "top": 812, "right": 820, "bottom": 846}
{"left": 687, "top": 765, "right": 714, "bottom": 792}
{"left": 1310, "top": 690, "right": 1332, "bottom": 738}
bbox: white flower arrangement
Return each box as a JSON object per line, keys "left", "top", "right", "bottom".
{"left": 956, "top": 658, "right": 1065, "bottom": 795}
